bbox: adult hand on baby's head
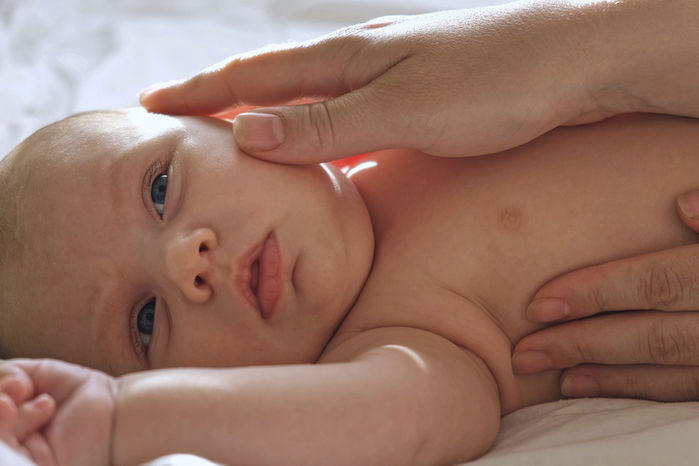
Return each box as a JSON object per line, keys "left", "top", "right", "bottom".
{"left": 0, "top": 359, "right": 115, "bottom": 466}
{"left": 513, "top": 190, "right": 699, "bottom": 401}
{"left": 139, "top": 4, "right": 618, "bottom": 163}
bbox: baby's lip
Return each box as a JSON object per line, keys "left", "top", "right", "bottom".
{"left": 256, "top": 232, "right": 282, "bottom": 319}
{"left": 235, "top": 235, "right": 267, "bottom": 318}
{"left": 235, "top": 232, "right": 282, "bottom": 320}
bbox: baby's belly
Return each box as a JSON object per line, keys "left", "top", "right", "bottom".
{"left": 351, "top": 114, "right": 699, "bottom": 412}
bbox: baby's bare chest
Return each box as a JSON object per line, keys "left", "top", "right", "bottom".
{"left": 347, "top": 150, "right": 548, "bottom": 342}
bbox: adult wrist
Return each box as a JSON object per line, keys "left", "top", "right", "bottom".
{"left": 583, "top": 0, "right": 699, "bottom": 117}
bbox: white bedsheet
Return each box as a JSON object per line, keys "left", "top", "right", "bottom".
{"left": 2, "top": 1, "right": 699, "bottom": 465}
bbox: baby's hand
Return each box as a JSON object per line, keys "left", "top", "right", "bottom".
{"left": 0, "top": 390, "right": 56, "bottom": 465}
{"left": 0, "top": 359, "right": 116, "bottom": 466}
{"left": 0, "top": 359, "right": 54, "bottom": 463}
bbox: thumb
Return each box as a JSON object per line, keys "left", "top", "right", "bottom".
{"left": 232, "top": 83, "right": 413, "bottom": 164}
{"left": 677, "top": 189, "right": 699, "bottom": 232}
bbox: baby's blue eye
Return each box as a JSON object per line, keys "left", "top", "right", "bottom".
{"left": 137, "top": 299, "right": 155, "bottom": 349}
{"left": 150, "top": 173, "right": 168, "bottom": 216}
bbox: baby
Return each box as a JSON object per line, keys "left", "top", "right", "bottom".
{"left": 0, "top": 108, "right": 698, "bottom": 465}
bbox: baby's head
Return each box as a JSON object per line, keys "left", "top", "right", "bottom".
{"left": 0, "top": 109, "right": 373, "bottom": 375}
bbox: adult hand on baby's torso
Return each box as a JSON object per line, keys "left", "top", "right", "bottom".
{"left": 513, "top": 189, "right": 699, "bottom": 401}
{"left": 139, "top": 3, "right": 618, "bottom": 163}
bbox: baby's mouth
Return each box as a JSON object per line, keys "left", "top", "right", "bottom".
{"left": 250, "top": 259, "right": 260, "bottom": 296}
{"left": 236, "top": 231, "right": 282, "bottom": 320}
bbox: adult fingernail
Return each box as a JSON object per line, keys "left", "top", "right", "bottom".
{"left": 678, "top": 191, "right": 699, "bottom": 220}
{"left": 526, "top": 298, "right": 569, "bottom": 322}
{"left": 512, "top": 351, "right": 552, "bottom": 374}
{"left": 233, "top": 112, "right": 285, "bottom": 151}
{"left": 561, "top": 375, "right": 600, "bottom": 397}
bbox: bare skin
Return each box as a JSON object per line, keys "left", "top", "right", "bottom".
{"left": 140, "top": 0, "right": 699, "bottom": 401}
{"left": 3, "top": 0, "right": 699, "bottom": 463}
{"left": 2, "top": 112, "right": 699, "bottom": 465}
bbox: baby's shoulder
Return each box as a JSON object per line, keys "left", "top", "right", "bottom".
{"left": 320, "top": 262, "right": 532, "bottom": 411}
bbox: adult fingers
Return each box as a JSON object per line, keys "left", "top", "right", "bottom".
{"left": 139, "top": 28, "right": 419, "bottom": 162}
{"left": 513, "top": 311, "right": 699, "bottom": 373}
{"left": 560, "top": 364, "right": 699, "bottom": 402}
{"left": 139, "top": 28, "right": 406, "bottom": 116}
{"left": 153, "top": 61, "right": 419, "bottom": 162}
{"left": 15, "top": 395, "right": 55, "bottom": 443}
{"left": 527, "top": 192, "right": 699, "bottom": 324}
{"left": 677, "top": 189, "right": 699, "bottom": 232}
{"left": 230, "top": 79, "right": 417, "bottom": 163}
{"left": 525, "top": 243, "right": 699, "bottom": 323}
{"left": 139, "top": 42, "right": 348, "bottom": 115}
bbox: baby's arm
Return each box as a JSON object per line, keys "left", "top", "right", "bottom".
{"left": 114, "top": 327, "right": 500, "bottom": 465}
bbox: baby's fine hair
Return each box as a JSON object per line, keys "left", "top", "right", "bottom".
{"left": 0, "top": 130, "right": 36, "bottom": 359}
{"left": 0, "top": 110, "right": 121, "bottom": 358}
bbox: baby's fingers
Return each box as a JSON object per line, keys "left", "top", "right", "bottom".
{"left": 0, "top": 393, "right": 18, "bottom": 441}
{"left": 15, "top": 395, "right": 55, "bottom": 443}
{"left": 23, "top": 431, "right": 56, "bottom": 466}
{"left": 0, "top": 367, "right": 36, "bottom": 404}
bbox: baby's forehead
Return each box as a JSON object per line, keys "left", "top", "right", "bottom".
{"left": 11, "top": 110, "right": 182, "bottom": 255}
{"left": 56, "top": 109, "right": 184, "bottom": 166}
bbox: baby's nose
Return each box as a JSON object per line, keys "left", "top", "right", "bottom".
{"left": 165, "top": 228, "right": 218, "bottom": 303}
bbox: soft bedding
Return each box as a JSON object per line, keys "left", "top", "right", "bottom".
{"left": 2, "top": 1, "right": 699, "bottom": 465}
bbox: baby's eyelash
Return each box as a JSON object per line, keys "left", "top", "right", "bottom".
{"left": 143, "top": 159, "right": 168, "bottom": 196}
{"left": 142, "top": 158, "right": 171, "bottom": 218}
{"left": 129, "top": 301, "right": 148, "bottom": 356}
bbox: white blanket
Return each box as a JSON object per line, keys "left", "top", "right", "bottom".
{"left": 2, "top": 1, "right": 698, "bottom": 464}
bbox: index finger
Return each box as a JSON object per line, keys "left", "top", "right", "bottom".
{"left": 526, "top": 243, "right": 699, "bottom": 323}
{"left": 139, "top": 42, "right": 340, "bottom": 115}
{"left": 139, "top": 27, "right": 402, "bottom": 116}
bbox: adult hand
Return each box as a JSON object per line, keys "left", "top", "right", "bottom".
{"left": 0, "top": 359, "right": 116, "bottom": 466}
{"left": 139, "top": 2, "right": 628, "bottom": 163}
{"left": 513, "top": 190, "right": 699, "bottom": 402}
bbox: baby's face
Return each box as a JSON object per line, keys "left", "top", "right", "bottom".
{"left": 19, "top": 109, "right": 373, "bottom": 375}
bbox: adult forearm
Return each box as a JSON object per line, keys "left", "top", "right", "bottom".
{"left": 586, "top": 0, "right": 699, "bottom": 117}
